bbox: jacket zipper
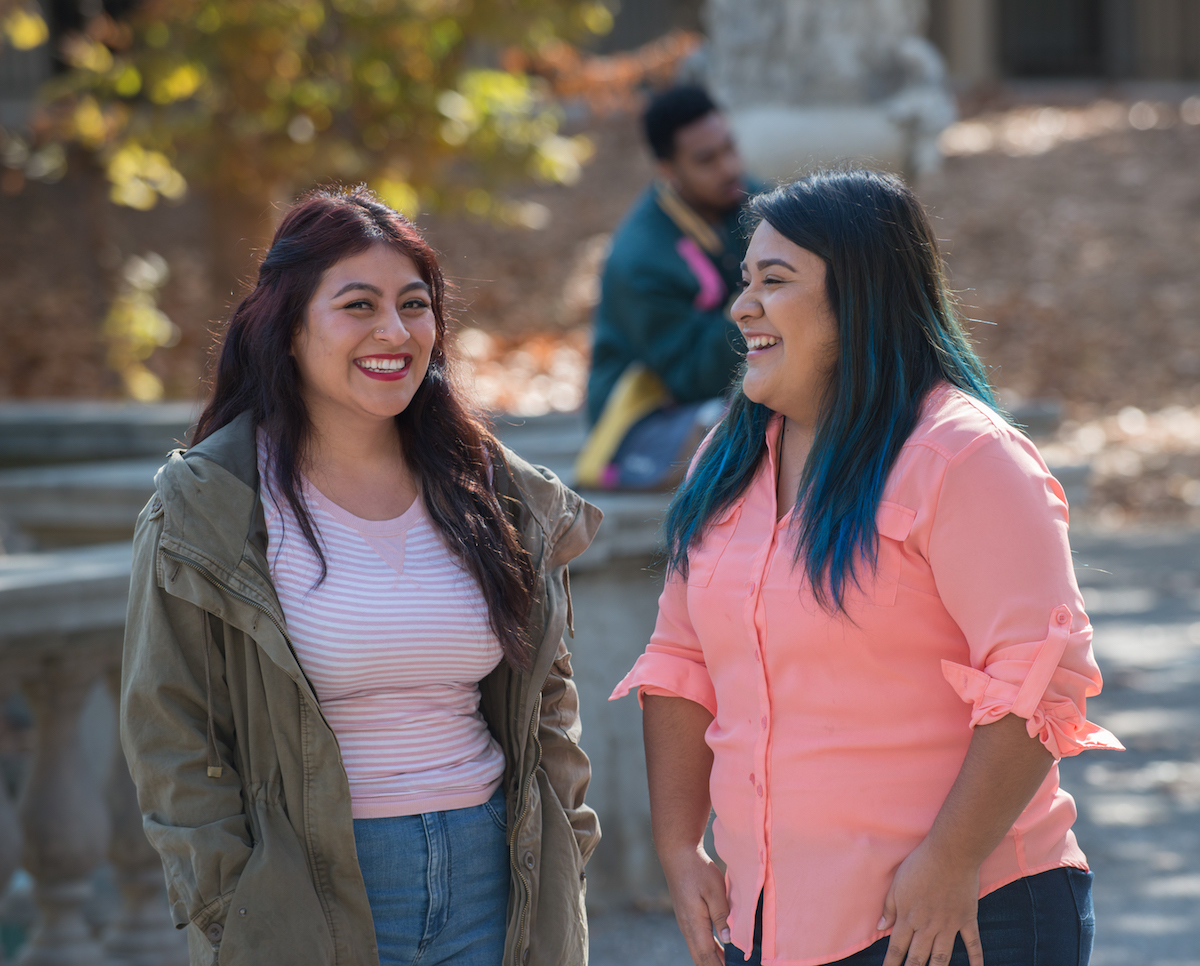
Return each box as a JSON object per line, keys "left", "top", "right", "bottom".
{"left": 510, "top": 693, "right": 542, "bottom": 961}
{"left": 160, "top": 548, "right": 320, "bottom": 702}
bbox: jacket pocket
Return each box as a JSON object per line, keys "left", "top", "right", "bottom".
{"left": 215, "top": 804, "right": 334, "bottom": 966}
{"left": 687, "top": 502, "right": 743, "bottom": 588}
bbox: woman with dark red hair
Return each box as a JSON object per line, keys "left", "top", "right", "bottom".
{"left": 120, "top": 188, "right": 600, "bottom": 966}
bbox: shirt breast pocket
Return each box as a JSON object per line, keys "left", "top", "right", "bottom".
{"left": 853, "top": 500, "right": 916, "bottom": 607}
{"left": 686, "top": 503, "right": 743, "bottom": 588}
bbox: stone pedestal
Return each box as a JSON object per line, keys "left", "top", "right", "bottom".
{"left": 703, "top": 0, "right": 957, "bottom": 181}
{"left": 727, "top": 105, "right": 909, "bottom": 180}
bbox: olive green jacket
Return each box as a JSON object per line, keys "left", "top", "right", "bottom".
{"left": 120, "top": 411, "right": 602, "bottom": 966}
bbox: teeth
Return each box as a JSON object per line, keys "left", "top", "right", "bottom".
{"left": 358, "top": 358, "right": 407, "bottom": 372}
{"left": 746, "top": 335, "right": 780, "bottom": 351}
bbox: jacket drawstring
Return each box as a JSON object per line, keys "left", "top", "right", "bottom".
{"left": 564, "top": 565, "right": 574, "bottom": 639}
{"left": 203, "top": 614, "right": 223, "bottom": 779}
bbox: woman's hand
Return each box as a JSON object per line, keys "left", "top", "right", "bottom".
{"left": 660, "top": 845, "right": 730, "bottom": 966}
{"left": 642, "top": 694, "right": 725, "bottom": 966}
{"left": 879, "top": 712, "right": 1056, "bottom": 966}
{"left": 878, "top": 840, "right": 983, "bottom": 966}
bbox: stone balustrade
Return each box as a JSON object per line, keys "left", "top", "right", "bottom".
{"left": 0, "top": 402, "right": 194, "bottom": 470}
{"left": 0, "top": 544, "right": 187, "bottom": 965}
{"left": 0, "top": 461, "right": 162, "bottom": 551}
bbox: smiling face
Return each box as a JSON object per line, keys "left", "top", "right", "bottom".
{"left": 732, "top": 221, "right": 840, "bottom": 426}
{"left": 660, "top": 111, "right": 746, "bottom": 217}
{"left": 291, "top": 243, "right": 437, "bottom": 434}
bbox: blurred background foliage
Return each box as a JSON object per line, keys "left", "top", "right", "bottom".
{"left": 0, "top": 0, "right": 611, "bottom": 217}
{"left": 0, "top": 0, "right": 686, "bottom": 398}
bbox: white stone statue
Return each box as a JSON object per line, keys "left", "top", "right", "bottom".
{"left": 701, "top": 0, "right": 956, "bottom": 181}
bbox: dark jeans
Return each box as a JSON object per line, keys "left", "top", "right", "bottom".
{"left": 724, "top": 868, "right": 1095, "bottom": 966}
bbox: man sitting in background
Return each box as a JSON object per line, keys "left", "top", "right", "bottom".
{"left": 577, "top": 86, "right": 755, "bottom": 491}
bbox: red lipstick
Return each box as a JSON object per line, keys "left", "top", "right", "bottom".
{"left": 355, "top": 354, "right": 412, "bottom": 381}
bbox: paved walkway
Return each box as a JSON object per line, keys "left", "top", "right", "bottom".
{"left": 590, "top": 525, "right": 1200, "bottom": 966}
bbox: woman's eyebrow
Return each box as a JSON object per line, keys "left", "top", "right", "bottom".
{"left": 739, "top": 258, "right": 798, "bottom": 273}
{"left": 330, "top": 280, "right": 430, "bottom": 298}
{"left": 332, "top": 281, "right": 383, "bottom": 298}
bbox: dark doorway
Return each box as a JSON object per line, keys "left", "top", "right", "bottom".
{"left": 999, "top": 0, "right": 1106, "bottom": 76}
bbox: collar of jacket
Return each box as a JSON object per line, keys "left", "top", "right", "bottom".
{"left": 152, "top": 409, "right": 600, "bottom": 707}
{"left": 655, "top": 178, "right": 725, "bottom": 256}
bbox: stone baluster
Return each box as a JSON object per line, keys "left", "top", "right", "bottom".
{"left": 101, "top": 666, "right": 187, "bottom": 966}
{"left": 16, "top": 655, "right": 110, "bottom": 966}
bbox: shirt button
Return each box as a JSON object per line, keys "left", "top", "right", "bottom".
{"left": 238, "top": 908, "right": 247, "bottom": 917}
{"left": 1056, "top": 611, "right": 1069, "bottom": 624}
{"left": 760, "top": 715, "right": 768, "bottom": 729}
{"left": 524, "top": 851, "right": 535, "bottom": 870}
{"left": 756, "top": 784, "right": 763, "bottom": 797}
{"left": 749, "top": 773, "right": 755, "bottom": 785}
{"left": 205, "top": 923, "right": 223, "bottom": 943}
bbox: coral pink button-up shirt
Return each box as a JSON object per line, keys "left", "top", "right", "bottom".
{"left": 611, "top": 384, "right": 1122, "bottom": 966}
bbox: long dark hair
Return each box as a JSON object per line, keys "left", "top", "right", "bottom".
{"left": 664, "top": 169, "right": 1003, "bottom": 610}
{"left": 195, "top": 187, "right": 537, "bottom": 670}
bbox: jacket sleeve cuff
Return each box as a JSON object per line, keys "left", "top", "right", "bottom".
{"left": 609, "top": 651, "right": 718, "bottom": 718}
{"left": 941, "top": 605, "right": 1125, "bottom": 760}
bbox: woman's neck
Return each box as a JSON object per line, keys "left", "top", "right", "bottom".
{"left": 775, "top": 416, "right": 815, "bottom": 522}
{"left": 301, "top": 413, "right": 418, "bottom": 521}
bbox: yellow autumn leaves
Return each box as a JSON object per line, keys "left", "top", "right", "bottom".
{"left": 107, "top": 144, "right": 187, "bottom": 210}
{"left": 103, "top": 254, "right": 180, "bottom": 401}
{"left": 1, "top": 4, "right": 47, "bottom": 50}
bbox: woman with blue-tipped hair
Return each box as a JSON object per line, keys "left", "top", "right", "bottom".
{"left": 612, "top": 169, "right": 1120, "bottom": 966}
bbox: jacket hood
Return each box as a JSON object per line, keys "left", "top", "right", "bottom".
{"left": 154, "top": 411, "right": 264, "bottom": 579}
{"left": 496, "top": 444, "right": 602, "bottom": 573}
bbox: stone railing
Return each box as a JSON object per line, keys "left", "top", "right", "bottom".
{"left": 0, "top": 402, "right": 194, "bottom": 470}
{"left": 0, "top": 543, "right": 187, "bottom": 965}
{"left": 0, "top": 461, "right": 163, "bottom": 552}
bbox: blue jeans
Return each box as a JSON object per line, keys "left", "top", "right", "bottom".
{"left": 353, "top": 785, "right": 509, "bottom": 966}
{"left": 725, "top": 868, "right": 1095, "bottom": 966}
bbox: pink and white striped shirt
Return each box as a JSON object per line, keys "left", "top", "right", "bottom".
{"left": 258, "top": 437, "right": 505, "bottom": 819}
